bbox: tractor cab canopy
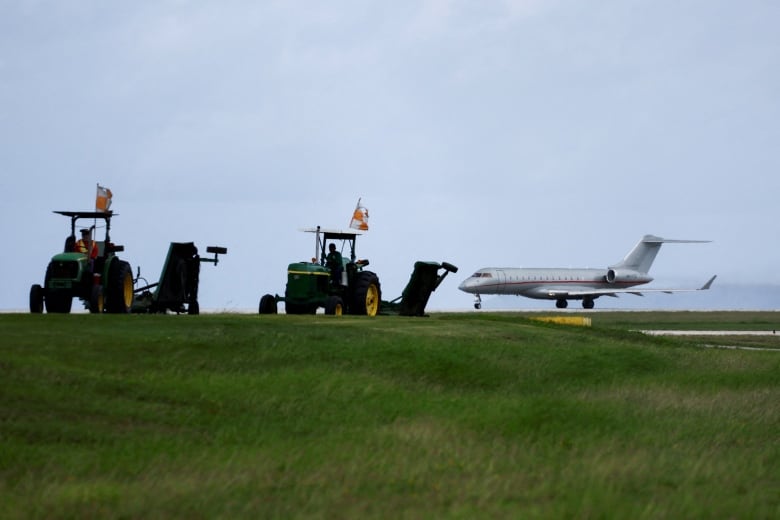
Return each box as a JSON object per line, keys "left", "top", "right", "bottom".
{"left": 54, "top": 210, "right": 118, "bottom": 254}
{"left": 301, "top": 226, "right": 364, "bottom": 265}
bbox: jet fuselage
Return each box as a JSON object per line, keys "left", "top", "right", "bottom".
{"left": 458, "top": 267, "right": 652, "bottom": 300}
{"left": 458, "top": 235, "right": 713, "bottom": 309}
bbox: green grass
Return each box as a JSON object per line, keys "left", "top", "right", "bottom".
{"left": 1, "top": 312, "right": 779, "bottom": 518}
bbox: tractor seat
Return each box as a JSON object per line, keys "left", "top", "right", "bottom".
{"left": 64, "top": 235, "right": 76, "bottom": 253}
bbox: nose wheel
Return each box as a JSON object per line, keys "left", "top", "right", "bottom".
{"left": 473, "top": 294, "right": 482, "bottom": 310}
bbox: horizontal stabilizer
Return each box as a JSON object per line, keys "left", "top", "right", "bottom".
{"left": 612, "top": 235, "right": 712, "bottom": 274}
{"left": 642, "top": 236, "right": 711, "bottom": 244}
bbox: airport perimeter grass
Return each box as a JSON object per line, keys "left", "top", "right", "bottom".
{"left": 1, "top": 312, "right": 779, "bottom": 518}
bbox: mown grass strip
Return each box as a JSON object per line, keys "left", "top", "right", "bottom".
{"left": 1, "top": 312, "right": 778, "bottom": 518}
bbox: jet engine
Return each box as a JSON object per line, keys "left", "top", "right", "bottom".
{"left": 605, "top": 269, "right": 636, "bottom": 284}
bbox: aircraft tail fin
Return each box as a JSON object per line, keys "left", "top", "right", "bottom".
{"left": 611, "top": 235, "right": 711, "bottom": 274}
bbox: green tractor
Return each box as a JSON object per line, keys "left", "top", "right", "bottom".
{"left": 258, "top": 226, "right": 381, "bottom": 316}
{"left": 29, "top": 211, "right": 134, "bottom": 314}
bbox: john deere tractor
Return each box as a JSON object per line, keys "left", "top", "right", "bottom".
{"left": 258, "top": 226, "right": 381, "bottom": 316}
{"left": 29, "top": 211, "right": 134, "bottom": 314}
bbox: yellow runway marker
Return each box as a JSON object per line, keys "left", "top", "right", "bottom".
{"left": 531, "top": 316, "right": 592, "bottom": 327}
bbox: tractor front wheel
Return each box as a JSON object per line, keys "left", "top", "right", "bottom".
{"left": 90, "top": 285, "right": 104, "bottom": 314}
{"left": 29, "top": 284, "right": 44, "bottom": 313}
{"left": 30, "top": 283, "right": 43, "bottom": 314}
{"left": 325, "top": 295, "right": 343, "bottom": 316}
{"left": 259, "top": 294, "right": 278, "bottom": 314}
{"left": 352, "top": 271, "right": 381, "bottom": 316}
{"left": 107, "top": 260, "right": 134, "bottom": 313}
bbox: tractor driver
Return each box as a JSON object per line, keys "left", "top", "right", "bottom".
{"left": 74, "top": 228, "right": 98, "bottom": 260}
{"left": 326, "top": 243, "right": 343, "bottom": 286}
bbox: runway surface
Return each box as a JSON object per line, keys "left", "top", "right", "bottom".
{"left": 640, "top": 330, "right": 778, "bottom": 336}
{"left": 638, "top": 329, "right": 780, "bottom": 352}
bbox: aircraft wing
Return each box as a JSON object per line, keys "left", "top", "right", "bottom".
{"left": 546, "top": 275, "right": 717, "bottom": 298}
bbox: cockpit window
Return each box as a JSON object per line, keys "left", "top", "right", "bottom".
{"left": 472, "top": 272, "right": 492, "bottom": 278}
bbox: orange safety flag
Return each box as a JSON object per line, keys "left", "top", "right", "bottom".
{"left": 96, "top": 184, "right": 112, "bottom": 212}
{"left": 349, "top": 198, "right": 369, "bottom": 231}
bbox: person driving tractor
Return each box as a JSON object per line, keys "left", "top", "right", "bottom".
{"left": 74, "top": 228, "right": 98, "bottom": 259}
{"left": 326, "top": 243, "right": 343, "bottom": 285}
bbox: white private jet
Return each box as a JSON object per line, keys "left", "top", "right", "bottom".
{"left": 459, "top": 235, "right": 716, "bottom": 309}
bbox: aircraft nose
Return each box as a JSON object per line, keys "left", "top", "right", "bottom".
{"left": 458, "top": 278, "right": 472, "bottom": 293}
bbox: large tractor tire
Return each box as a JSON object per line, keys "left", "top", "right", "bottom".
{"left": 258, "top": 294, "right": 278, "bottom": 314}
{"left": 106, "top": 260, "right": 134, "bottom": 314}
{"left": 351, "top": 271, "right": 381, "bottom": 316}
{"left": 29, "top": 284, "right": 44, "bottom": 313}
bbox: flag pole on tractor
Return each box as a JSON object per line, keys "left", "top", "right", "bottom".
{"left": 349, "top": 198, "right": 369, "bottom": 231}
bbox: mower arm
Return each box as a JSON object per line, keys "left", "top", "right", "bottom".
{"left": 134, "top": 281, "right": 160, "bottom": 294}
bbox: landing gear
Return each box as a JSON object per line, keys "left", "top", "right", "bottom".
{"left": 473, "top": 294, "right": 482, "bottom": 310}
{"left": 555, "top": 299, "right": 568, "bottom": 309}
{"left": 582, "top": 298, "right": 594, "bottom": 309}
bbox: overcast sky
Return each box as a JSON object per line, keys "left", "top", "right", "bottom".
{"left": 2, "top": 0, "right": 779, "bottom": 312}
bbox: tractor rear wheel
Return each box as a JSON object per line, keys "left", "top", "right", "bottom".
{"left": 259, "top": 294, "right": 278, "bottom": 314}
{"left": 29, "top": 284, "right": 44, "bottom": 313}
{"left": 106, "top": 260, "right": 134, "bottom": 313}
{"left": 351, "top": 271, "right": 381, "bottom": 316}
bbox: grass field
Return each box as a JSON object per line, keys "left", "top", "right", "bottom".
{"left": 1, "top": 311, "right": 779, "bottom": 518}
